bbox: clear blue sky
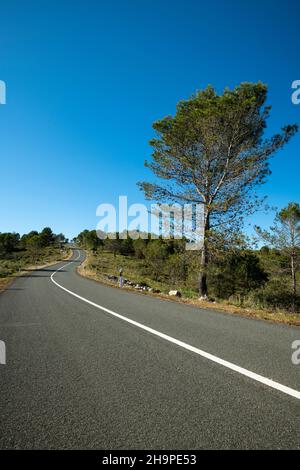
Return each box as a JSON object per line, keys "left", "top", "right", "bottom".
{"left": 1, "top": 0, "right": 300, "bottom": 239}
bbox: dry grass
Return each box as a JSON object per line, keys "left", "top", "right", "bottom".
{"left": 78, "top": 251, "right": 300, "bottom": 327}
{"left": 0, "top": 277, "right": 12, "bottom": 292}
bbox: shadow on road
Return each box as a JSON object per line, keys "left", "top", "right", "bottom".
{"left": 22, "top": 268, "right": 67, "bottom": 278}
{"left": 23, "top": 268, "right": 66, "bottom": 273}
{"left": 4, "top": 287, "right": 24, "bottom": 291}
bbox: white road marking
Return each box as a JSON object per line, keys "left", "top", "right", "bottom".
{"left": 50, "top": 250, "right": 300, "bottom": 401}
{"left": 73, "top": 249, "right": 81, "bottom": 261}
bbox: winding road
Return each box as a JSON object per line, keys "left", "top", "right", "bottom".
{"left": 0, "top": 249, "right": 299, "bottom": 449}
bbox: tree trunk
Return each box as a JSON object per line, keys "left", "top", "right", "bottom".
{"left": 291, "top": 253, "right": 296, "bottom": 311}
{"left": 291, "top": 253, "right": 296, "bottom": 295}
{"left": 199, "top": 214, "right": 210, "bottom": 299}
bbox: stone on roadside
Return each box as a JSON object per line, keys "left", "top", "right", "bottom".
{"left": 168, "top": 290, "right": 181, "bottom": 297}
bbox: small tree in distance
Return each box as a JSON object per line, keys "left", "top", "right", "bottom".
{"left": 255, "top": 202, "right": 300, "bottom": 302}
{"left": 138, "top": 83, "right": 298, "bottom": 299}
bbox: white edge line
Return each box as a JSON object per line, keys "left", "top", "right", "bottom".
{"left": 50, "top": 250, "right": 300, "bottom": 401}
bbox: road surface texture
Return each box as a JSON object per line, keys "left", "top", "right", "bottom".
{"left": 0, "top": 249, "right": 299, "bottom": 449}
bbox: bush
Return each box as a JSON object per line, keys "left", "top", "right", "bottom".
{"left": 144, "top": 240, "right": 169, "bottom": 280}
{"left": 166, "top": 253, "right": 188, "bottom": 285}
{"left": 251, "top": 280, "right": 300, "bottom": 312}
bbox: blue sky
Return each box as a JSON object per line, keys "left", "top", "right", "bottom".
{"left": 0, "top": 0, "right": 300, "bottom": 239}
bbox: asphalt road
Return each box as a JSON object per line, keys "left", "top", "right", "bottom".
{"left": 0, "top": 249, "right": 300, "bottom": 449}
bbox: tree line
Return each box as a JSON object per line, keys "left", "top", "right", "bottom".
{"left": 76, "top": 201, "right": 300, "bottom": 312}
{"left": 0, "top": 227, "right": 67, "bottom": 257}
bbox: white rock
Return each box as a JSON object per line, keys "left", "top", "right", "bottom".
{"left": 169, "top": 290, "right": 181, "bottom": 297}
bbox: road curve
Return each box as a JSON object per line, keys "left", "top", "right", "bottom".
{"left": 0, "top": 249, "right": 299, "bottom": 449}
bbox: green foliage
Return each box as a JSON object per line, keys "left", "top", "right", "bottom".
{"left": 0, "top": 232, "right": 20, "bottom": 256}
{"left": 120, "top": 237, "right": 134, "bottom": 256}
{"left": 144, "top": 240, "right": 169, "bottom": 280}
{"left": 251, "top": 281, "right": 300, "bottom": 312}
{"left": 255, "top": 203, "right": 300, "bottom": 251}
{"left": 139, "top": 83, "right": 297, "bottom": 218}
{"left": 76, "top": 229, "right": 103, "bottom": 251}
{"left": 75, "top": 199, "right": 300, "bottom": 313}
{"left": 255, "top": 202, "right": 300, "bottom": 297}
{"left": 209, "top": 251, "right": 268, "bottom": 304}
{"left": 102, "top": 237, "right": 123, "bottom": 257}
{"left": 39, "top": 227, "right": 55, "bottom": 246}
{"left": 166, "top": 253, "right": 188, "bottom": 284}
{"left": 132, "top": 238, "right": 148, "bottom": 259}
{"left": 0, "top": 227, "right": 67, "bottom": 277}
